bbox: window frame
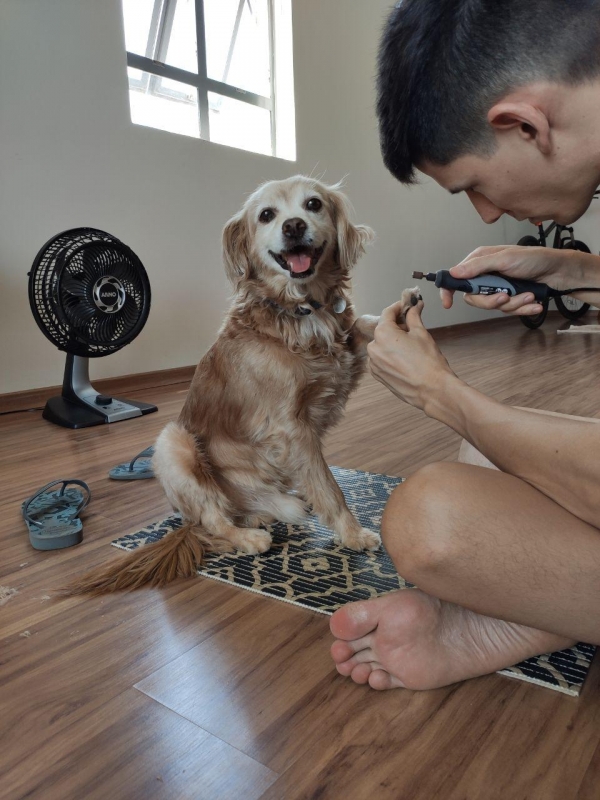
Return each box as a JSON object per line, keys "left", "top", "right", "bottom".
{"left": 125, "top": 0, "right": 278, "bottom": 155}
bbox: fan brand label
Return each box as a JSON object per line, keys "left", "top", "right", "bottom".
{"left": 93, "top": 275, "right": 126, "bottom": 314}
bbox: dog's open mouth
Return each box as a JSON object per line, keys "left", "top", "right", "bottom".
{"left": 269, "top": 243, "right": 326, "bottom": 279}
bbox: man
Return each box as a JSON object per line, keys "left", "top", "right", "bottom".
{"left": 329, "top": 0, "right": 600, "bottom": 690}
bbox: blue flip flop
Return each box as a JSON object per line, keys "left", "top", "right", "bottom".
{"left": 108, "top": 446, "right": 155, "bottom": 480}
{"left": 22, "top": 479, "right": 91, "bottom": 550}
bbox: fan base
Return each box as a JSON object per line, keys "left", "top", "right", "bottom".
{"left": 43, "top": 395, "right": 157, "bottom": 429}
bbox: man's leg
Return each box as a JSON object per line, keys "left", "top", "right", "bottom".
{"left": 330, "top": 461, "right": 600, "bottom": 690}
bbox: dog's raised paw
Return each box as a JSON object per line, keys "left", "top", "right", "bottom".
{"left": 398, "top": 286, "right": 422, "bottom": 321}
{"left": 337, "top": 527, "right": 382, "bottom": 552}
{"left": 233, "top": 528, "right": 273, "bottom": 555}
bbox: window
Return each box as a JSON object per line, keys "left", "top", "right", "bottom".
{"left": 121, "top": 0, "right": 296, "bottom": 160}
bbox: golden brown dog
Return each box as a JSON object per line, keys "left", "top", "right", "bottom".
{"left": 67, "top": 176, "right": 419, "bottom": 593}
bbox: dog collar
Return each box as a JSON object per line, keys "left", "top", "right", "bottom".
{"left": 266, "top": 298, "right": 321, "bottom": 317}
{"left": 266, "top": 297, "right": 346, "bottom": 318}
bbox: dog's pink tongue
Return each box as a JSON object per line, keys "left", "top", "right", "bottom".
{"left": 287, "top": 253, "right": 312, "bottom": 274}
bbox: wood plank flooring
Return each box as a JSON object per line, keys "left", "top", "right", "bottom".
{"left": 1, "top": 312, "right": 599, "bottom": 800}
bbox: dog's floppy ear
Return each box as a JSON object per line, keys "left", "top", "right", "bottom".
{"left": 329, "top": 185, "right": 375, "bottom": 271}
{"left": 222, "top": 211, "right": 252, "bottom": 286}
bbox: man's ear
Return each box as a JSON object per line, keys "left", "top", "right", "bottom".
{"left": 329, "top": 185, "right": 375, "bottom": 271}
{"left": 487, "top": 100, "right": 552, "bottom": 154}
{"left": 222, "top": 212, "right": 251, "bottom": 286}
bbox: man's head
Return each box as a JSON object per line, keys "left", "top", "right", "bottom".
{"left": 378, "top": 0, "right": 600, "bottom": 224}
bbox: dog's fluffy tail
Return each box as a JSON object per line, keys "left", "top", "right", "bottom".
{"left": 62, "top": 422, "right": 227, "bottom": 596}
{"left": 61, "top": 521, "right": 211, "bottom": 595}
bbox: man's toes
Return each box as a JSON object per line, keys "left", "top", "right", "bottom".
{"left": 330, "top": 639, "right": 355, "bottom": 664}
{"left": 331, "top": 634, "right": 374, "bottom": 666}
{"left": 334, "top": 646, "right": 377, "bottom": 676}
{"left": 367, "top": 669, "right": 404, "bottom": 691}
{"left": 330, "top": 600, "right": 382, "bottom": 640}
{"left": 350, "top": 662, "right": 373, "bottom": 685}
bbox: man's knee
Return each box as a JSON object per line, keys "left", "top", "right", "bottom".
{"left": 381, "top": 462, "right": 466, "bottom": 581}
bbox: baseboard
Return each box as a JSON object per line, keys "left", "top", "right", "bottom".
{"left": 0, "top": 365, "right": 196, "bottom": 415}
{"left": 3, "top": 309, "right": 595, "bottom": 415}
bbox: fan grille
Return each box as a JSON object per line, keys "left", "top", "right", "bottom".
{"left": 29, "top": 228, "right": 151, "bottom": 358}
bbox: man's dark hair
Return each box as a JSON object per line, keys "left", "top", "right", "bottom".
{"left": 377, "top": 0, "right": 600, "bottom": 184}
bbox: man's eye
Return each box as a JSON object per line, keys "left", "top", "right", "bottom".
{"left": 259, "top": 208, "right": 276, "bottom": 223}
{"left": 306, "top": 197, "right": 322, "bottom": 212}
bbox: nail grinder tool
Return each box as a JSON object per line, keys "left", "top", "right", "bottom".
{"left": 411, "top": 270, "right": 593, "bottom": 301}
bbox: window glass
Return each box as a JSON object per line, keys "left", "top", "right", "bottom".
{"left": 165, "top": 0, "right": 198, "bottom": 72}
{"left": 127, "top": 68, "right": 200, "bottom": 138}
{"left": 204, "top": 0, "right": 271, "bottom": 97}
{"left": 208, "top": 92, "right": 271, "bottom": 155}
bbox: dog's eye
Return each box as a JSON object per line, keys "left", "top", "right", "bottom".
{"left": 259, "top": 208, "right": 276, "bottom": 224}
{"left": 306, "top": 197, "right": 322, "bottom": 212}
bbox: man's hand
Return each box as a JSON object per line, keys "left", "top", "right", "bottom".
{"left": 368, "top": 298, "right": 457, "bottom": 412}
{"left": 441, "top": 244, "right": 597, "bottom": 315}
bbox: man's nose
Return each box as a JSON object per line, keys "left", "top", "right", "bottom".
{"left": 282, "top": 217, "right": 307, "bottom": 239}
{"left": 466, "top": 189, "right": 504, "bottom": 224}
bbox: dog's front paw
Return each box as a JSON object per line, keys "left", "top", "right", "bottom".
{"left": 337, "top": 527, "right": 382, "bottom": 552}
{"left": 232, "top": 528, "right": 273, "bottom": 555}
{"left": 397, "top": 286, "right": 423, "bottom": 323}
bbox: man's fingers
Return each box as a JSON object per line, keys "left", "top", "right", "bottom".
{"left": 405, "top": 299, "right": 425, "bottom": 330}
{"left": 440, "top": 287, "right": 454, "bottom": 309}
{"left": 450, "top": 254, "right": 508, "bottom": 280}
{"left": 379, "top": 294, "right": 423, "bottom": 328}
{"left": 463, "top": 292, "right": 534, "bottom": 313}
{"left": 514, "top": 303, "right": 544, "bottom": 316}
{"left": 451, "top": 245, "right": 547, "bottom": 280}
{"left": 379, "top": 299, "right": 410, "bottom": 326}
{"left": 458, "top": 245, "right": 512, "bottom": 265}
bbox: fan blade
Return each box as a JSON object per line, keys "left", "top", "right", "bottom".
{"left": 61, "top": 274, "right": 89, "bottom": 298}
{"left": 96, "top": 312, "right": 120, "bottom": 343}
{"left": 64, "top": 299, "right": 97, "bottom": 325}
{"left": 118, "top": 294, "right": 141, "bottom": 331}
{"left": 108, "top": 254, "right": 139, "bottom": 284}
{"left": 78, "top": 245, "right": 108, "bottom": 283}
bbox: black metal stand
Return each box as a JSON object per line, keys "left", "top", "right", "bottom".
{"left": 42, "top": 354, "right": 158, "bottom": 429}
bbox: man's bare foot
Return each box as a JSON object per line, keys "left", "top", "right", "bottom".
{"left": 330, "top": 590, "right": 575, "bottom": 690}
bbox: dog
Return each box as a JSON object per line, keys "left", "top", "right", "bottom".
{"left": 66, "top": 176, "right": 419, "bottom": 593}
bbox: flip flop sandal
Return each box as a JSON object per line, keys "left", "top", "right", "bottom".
{"left": 22, "top": 479, "right": 91, "bottom": 550}
{"left": 108, "top": 446, "right": 155, "bottom": 480}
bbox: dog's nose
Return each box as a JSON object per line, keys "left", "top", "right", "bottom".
{"left": 282, "top": 217, "right": 307, "bottom": 240}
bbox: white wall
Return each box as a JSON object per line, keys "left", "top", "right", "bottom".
{"left": 567, "top": 203, "right": 600, "bottom": 264}
{"left": 1, "top": 0, "right": 519, "bottom": 395}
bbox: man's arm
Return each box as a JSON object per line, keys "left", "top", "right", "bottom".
{"left": 368, "top": 299, "right": 600, "bottom": 528}
{"left": 426, "top": 377, "right": 600, "bottom": 528}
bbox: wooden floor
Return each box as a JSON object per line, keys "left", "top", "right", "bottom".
{"left": 2, "top": 312, "right": 600, "bottom": 800}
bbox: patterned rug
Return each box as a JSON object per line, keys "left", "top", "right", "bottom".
{"left": 112, "top": 466, "right": 595, "bottom": 697}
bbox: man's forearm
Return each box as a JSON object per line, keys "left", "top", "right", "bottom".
{"left": 425, "top": 376, "right": 600, "bottom": 527}
{"left": 567, "top": 250, "right": 600, "bottom": 305}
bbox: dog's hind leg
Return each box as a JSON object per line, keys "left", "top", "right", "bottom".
{"left": 154, "top": 423, "right": 273, "bottom": 555}
{"left": 202, "top": 506, "right": 273, "bottom": 554}
{"left": 246, "top": 492, "right": 310, "bottom": 525}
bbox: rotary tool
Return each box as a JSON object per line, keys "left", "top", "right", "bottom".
{"left": 412, "top": 270, "right": 599, "bottom": 301}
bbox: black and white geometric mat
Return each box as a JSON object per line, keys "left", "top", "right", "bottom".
{"left": 112, "top": 466, "right": 595, "bottom": 697}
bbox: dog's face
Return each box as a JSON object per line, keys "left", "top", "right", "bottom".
{"left": 223, "top": 176, "right": 373, "bottom": 290}
{"left": 254, "top": 180, "right": 332, "bottom": 282}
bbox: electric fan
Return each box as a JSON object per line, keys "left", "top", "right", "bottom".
{"left": 28, "top": 227, "right": 157, "bottom": 429}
